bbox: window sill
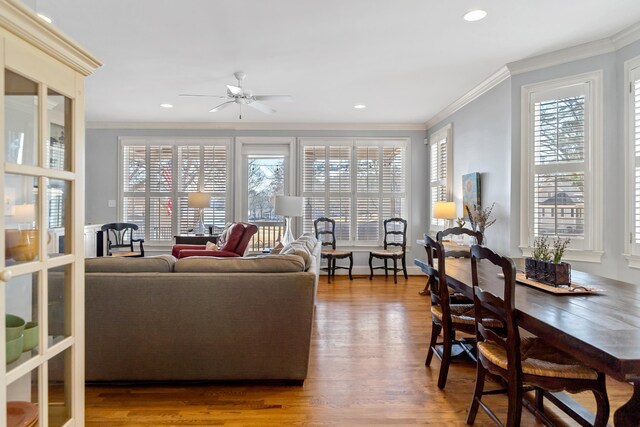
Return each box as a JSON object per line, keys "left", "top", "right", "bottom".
{"left": 520, "top": 247, "right": 603, "bottom": 263}
{"left": 623, "top": 254, "right": 640, "bottom": 269}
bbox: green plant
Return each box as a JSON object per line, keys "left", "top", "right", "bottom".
{"left": 455, "top": 217, "right": 466, "bottom": 228}
{"left": 532, "top": 236, "right": 550, "bottom": 261}
{"left": 552, "top": 237, "right": 570, "bottom": 264}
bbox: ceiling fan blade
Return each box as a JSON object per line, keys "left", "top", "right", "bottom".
{"left": 209, "top": 101, "right": 234, "bottom": 113}
{"left": 253, "top": 95, "right": 293, "bottom": 102}
{"left": 179, "top": 94, "right": 228, "bottom": 98}
{"left": 227, "top": 85, "right": 242, "bottom": 96}
{"left": 247, "top": 101, "right": 275, "bottom": 114}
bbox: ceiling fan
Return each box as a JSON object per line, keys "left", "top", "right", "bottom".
{"left": 180, "top": 71, "right": 293, "bottom": 119}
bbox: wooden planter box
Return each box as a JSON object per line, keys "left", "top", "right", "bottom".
{"left": 524, "top": 258, "right": 571, "bottom": 287}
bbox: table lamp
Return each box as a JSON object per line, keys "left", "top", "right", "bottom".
{"left": 433, "top": 201, "right": 456, "bottom": 229}
{"left": 275, "top": 196, "right": 303, "bottom": 246}
{"left": 188, "top": 192, "right": 211, "bottom": 235}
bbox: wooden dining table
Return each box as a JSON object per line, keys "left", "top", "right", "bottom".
{"left": 414, "top": 255, "right": 640, "bottom": 426}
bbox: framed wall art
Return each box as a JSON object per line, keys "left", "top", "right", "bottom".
{"left": 462, "top": 172, "right": 481, "bottom": 217}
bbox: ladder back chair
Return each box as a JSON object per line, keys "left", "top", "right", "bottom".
{"left": 368, "top": 217, "right": 408, "bottom": 284}
{"left": 98, "top": 223, "right": 145, "bottom": 257}
{"left": 314, "top": 217, "right": 353, "bottom": 282}
{"left": 467, "top": 245, "right": 609, "bottom": 427}
{"left": 423, "top": 234, "right": 502, "bottom": 389}
{"left": 436, "top": 226, "right": 483, "bottom": 258}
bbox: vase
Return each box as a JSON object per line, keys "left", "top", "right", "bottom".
{"left": 545, "top": 262, "right": 571, "bottom": 287}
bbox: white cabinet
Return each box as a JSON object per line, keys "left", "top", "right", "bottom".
{"left": 0, "top": 1, "right": 101, "bottom": 425}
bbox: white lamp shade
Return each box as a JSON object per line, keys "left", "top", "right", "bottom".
{"left": 275, "top": 196, "right": 303, "bottom": 217}
{"left": 433, "top": 201, "right": 456, "bottom": 220}
{"left": 13, "top": 203, "right": 36, "bottom": 223}
{"left": 188, "top": 192, "right": 211, "bottom": 209}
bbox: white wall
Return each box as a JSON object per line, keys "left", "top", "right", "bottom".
{"left": 85, "top": 127, "right": 429, "bottom": 272}
{"left": 427, "top": 80, "right": 512, "bottom": 255}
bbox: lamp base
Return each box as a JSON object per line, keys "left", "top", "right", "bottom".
{"left": 281, "top": 217, "right": 294, "bottom": 246}
{"left": 194, "top": 209, "right": 205, "bottom": 236}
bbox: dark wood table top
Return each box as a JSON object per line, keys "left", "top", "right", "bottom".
{"left": 415, "top": 257, "right": 640, "bottom": 382}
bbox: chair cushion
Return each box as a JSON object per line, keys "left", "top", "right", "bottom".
{"left": 321, "top": 249, "right": 352, "bottom": 258}
{"left": 431, "top": 304, "right": 503, "bottom": 328}
{"left": 370, "top": 249, "right": 404, "bottom": 257}
{"left": 478, "top": 337, "right": 598, "bottom": 380}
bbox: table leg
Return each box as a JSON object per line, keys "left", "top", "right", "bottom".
{"left": 614, "top": 380, "right": 640, "bottom": 426}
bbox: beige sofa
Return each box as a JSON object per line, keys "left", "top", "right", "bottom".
{"left": 82, "top": 235, "right": 320, "bottom": 383}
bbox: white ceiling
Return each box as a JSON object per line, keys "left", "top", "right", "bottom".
{"left": 21, "top": 0, "right": 640, "bottom": 125}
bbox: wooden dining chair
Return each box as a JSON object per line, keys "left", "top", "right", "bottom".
{"left": 423, "top": 234, "right": 502, "bottom": 389}
{"left": 436, "top": 227, "right": 483, "bottom": 258}
{"left": 466, "top": 245, "right": 609, "bottom": 427}
{"left": 98, "top": 223, "right": 144, "bottom": 257}
{"left": 369, "top": 218, "right": 408, "bottom": 284}
{"left": 314, "top": 217, "right": 353, "bottom": 282}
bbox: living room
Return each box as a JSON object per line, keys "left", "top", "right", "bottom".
{"left": 3, "top": 0, "right": 640, "bottom": 426}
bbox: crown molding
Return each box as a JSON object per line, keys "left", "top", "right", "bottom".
{"left": 425, "top": 66, "right": 510, "bottom": 130}
{"left": 86, "top": 121, "right": 427, "bottom": 131}
{"left": 611, "top": 21, "right": 640, "bottom": 50}
{"left": 0, "top": 0, "right": 102, "bottom": 75}
{"left": 506, "top": 37, "right": 615, "bottom": 76}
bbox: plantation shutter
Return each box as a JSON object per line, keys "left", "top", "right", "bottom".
{"left": 301, "top": 139, "right": 407, "bottom": 244}
{"left": 430, "top": 130, "right": 449, "bottom": 228}
{"left": 531, "top": 85, "right": 587, "bottom": 242}
{"left": 632, "top": 68, "right": 640, "bottom": 253}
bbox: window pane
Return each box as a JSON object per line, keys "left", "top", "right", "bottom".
{"left": 5, "top": 174, "right": 39, "bottom": 264}
{"left": 123, "top": 146, "right": 146, "bottom": 192}
{"left": 48, "top": 265, "right": 71, "bottom": 347}
{"left": 122, "top": 197, "right": 146, "bottom": 239}
{"left": 5, "top": 69, "right": 38, "bottom": 166}
{"left": 247, "top": 157, "right": 284, "bottom": 221}
{"left": 7, "top": 369, "right": 38, "bottom": 427}
{"left": 149, "top": 197, "right": 172, "bottom": 241}
{"left": 534, "top": 172, "right": 585, "bottom": 238}
{"left": 534, "top": 95, "right": 585, "bottom": 164}
{"left": 47, "top": 89, "right": 72, "bottom": 171}
{"left": 356, "top": 146, "right": 379, "bottom": 193}
{"left": 47, "top": 179, "right": 70, "bottom": 257}
{"left": 356, "top": 198, "right": 379, "bottom": 241}
{"left": 49, "top": 347, "right": 72, "bottom": 427}
{"left": 5, "top": 272, "right": 38, "bottom": 370}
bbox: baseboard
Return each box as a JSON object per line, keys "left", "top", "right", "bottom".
{"left": 321, "top": 265, "right": 424, "bottom": 276}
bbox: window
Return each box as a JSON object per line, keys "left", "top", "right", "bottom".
{"left": 301, "top": 138, "right": 408, "bottom": 245}
{"left": 428, "top": 124, "right": 452, "bottom": 230}
{"left": 625, "top": 57, "right": 640, "bottom": 266}
{"left": 520, "top": 72, "right": 603, "bottom": 261}
{"left": 120, "top": 138, "right": 230, "bottom": 244}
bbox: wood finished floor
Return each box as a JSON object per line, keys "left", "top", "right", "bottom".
{"left": 85, "top": 275, "right": 633, "bottom": 426}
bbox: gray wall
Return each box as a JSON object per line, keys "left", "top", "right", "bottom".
{"left": 427, "top": 80, "right": 513, "bottom": 255}
{"left": 85, "top": 128, "right": 428, "bottom": 272}
{"left": 426, "top": 39, "right": 640, "bottom": 284}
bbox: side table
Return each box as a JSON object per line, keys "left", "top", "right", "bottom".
{"left": 174, "top": 234, "right": 219, "bottom": 245}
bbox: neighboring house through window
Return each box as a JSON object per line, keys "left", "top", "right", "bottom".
{"left": 429, "top": 123, "right": 452, "bottom": 231}
{"left": 300, "top": 138, "right": 408, "bottom": 245}
{"left": 520, "top": 72, "right": 603, "bottom": 261}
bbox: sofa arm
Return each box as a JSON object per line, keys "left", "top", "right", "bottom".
{"left": 177, "top": 249, "right": 241, "bottom": 259}
{"left": 172, "top": 244, "right": 206, "bottom": 258}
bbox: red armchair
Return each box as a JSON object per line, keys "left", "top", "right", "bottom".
{"left": 172, "top": 222, "right": 258, "bottom": 259}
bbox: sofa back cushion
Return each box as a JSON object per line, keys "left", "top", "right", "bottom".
{"left": 280, "top": 242, "right": 313, "bottom": 269}
{"left": 86, "top": 255, "right": 176, "bottom": 273}
{"left": 174, "top": 254, "right": 306, "bottom": 273}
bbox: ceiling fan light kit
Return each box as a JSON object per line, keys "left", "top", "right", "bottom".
{"left": 180, "top": 71, "right": 293, "bottom": 119}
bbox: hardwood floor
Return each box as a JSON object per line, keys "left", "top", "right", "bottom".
{"left": 85, "top": 275, "right": 632, "bottom": 426}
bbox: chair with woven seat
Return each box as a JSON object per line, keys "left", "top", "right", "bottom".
{"left": 466, "top": 245, "right": 609, "bottom": 427}
{"left": 369, "top": 217, "right": 408, "bottom": 284}
{"left": 99, "top": 223, "right": 144, "bottom": 257}
{"left": 423, "top": 234, "right": 502, "bottom": 390}
{"left": 436, "top": 226, "right": 483, "bottom": 258}
{"left": 314, "top": 217, "right": 353, "bottom": 283}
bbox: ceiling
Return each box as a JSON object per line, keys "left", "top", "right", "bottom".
{"left": 20, "top": 0, "right": 640, "bottom": 125}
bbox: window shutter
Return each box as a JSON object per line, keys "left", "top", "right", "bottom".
{"left": 356, "top": 146, "right": 379, "bottom": 193}
{"left": 633, "top": 75, "right": 640, "bottom": 248}
{"left": 532, "top": 91, "right": 587, "bottom": 240}
{"left": 149, "top": 197, "right": 172, "bottom": 241}
{"left": 356, "top": 198, "right": 379, "bottom": 241}
{"left": 430, "top": 132, "right": 449, "bottom": 228}
{"left": 303, "top": 197, "right": 325, "bottom": 234}
{"left": 122, "top": 145, "right": 146, "bottom": 193}
{"left": 149, "top": 146, "right": 173, "bottom": 192}
{"left": 178, "top": 146, "right": 201, "bottom": 192}
{"left": 382, "top": 146, "right": 405, "bottom": 193}
{"left": 203, "top": 146, "right": 227, "bottom": 193}
{"left": 328, "top": 146, "right": 351, "bottom": 193}
{"left": 303, "top": 146, "right": 326, "bottom": 193}
{"left": 122, "top": 197, "right": 146, "bottom": 238}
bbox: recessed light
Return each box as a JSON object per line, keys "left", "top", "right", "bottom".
{"left": 463, "top": 9, "right": 487, "bottom": 22}
{"left": 354, "top": 104, "right": 366, "bottom": 109}
{"left": 37, "top": 13, "right": 52, "bottom": 24}
{"left": 160, "top": 103, "right": 173, "bottom": 108}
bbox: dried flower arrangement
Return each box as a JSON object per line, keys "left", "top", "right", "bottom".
{"left": 455, "top": 217, "right": 466, "bottom": 228}
{"left": 465, "top": 202, "right": 496, "bottom": 235}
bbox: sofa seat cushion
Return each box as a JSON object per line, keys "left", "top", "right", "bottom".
{"left": 86, "top": 255, "right": 176, "bottom": 273}
{"left": 174, "top": 254, "right": 306, "bottom": 273}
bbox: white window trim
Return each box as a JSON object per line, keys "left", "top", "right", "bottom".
{"left": 118, "top": 136, "right": 233, "bottom": 246}
{"left": 624, "top": 56, "right": 640, "bottom": 269}
{"left": 519, "top": 71, "right": 604, "bottom": 263}
{"left": 298, "top": 137, "right": 411, "bottom": 246}
{"left": 427, "top": 123, "right": 453, "bottom": 233}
